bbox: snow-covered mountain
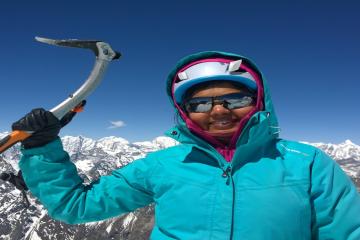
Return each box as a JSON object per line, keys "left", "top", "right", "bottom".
{"left": 303, "top": 139, "right": 360, "bottom": 179}
{"left": 0, "top": 134, "right": 359, "bottom": 240}
{"left": 305, "top": 139, "right": 360, "bottom": 161}
{"left": 60, "top": 135, "right": 178, "bottom": 182}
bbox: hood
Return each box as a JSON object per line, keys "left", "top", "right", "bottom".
{"left": 165, "top": 51, "right": 279, "bottom": 150}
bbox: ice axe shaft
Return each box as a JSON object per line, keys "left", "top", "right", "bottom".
{"left": 36, "top": 37, "right": 121, "bottom": 119}
{"left": 0, "top": 131, "right": 32, "bottom": 153}
{"left": 0, "top": 37, "right": 121, "bottom": 154}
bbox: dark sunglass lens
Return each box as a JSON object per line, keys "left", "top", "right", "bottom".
{"left": 226, "top": 96, "right": 254, "bottom": 109}
{"left": 185, "top": 99, "right": 212, "bottom": 113}
{"left": 194, "top": 102, "right": 212, "bottom": 112}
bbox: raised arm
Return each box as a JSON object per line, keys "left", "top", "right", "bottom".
{"left": 19, "top": 138, "right": 155, "bottom": 224}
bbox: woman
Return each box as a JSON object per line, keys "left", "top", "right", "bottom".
{"left": 14, "top": 51, "right": 360, "bottom": 239}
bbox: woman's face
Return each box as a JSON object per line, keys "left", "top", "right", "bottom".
{"left": 186, "top": 82, "right": 256, "bottom": 140}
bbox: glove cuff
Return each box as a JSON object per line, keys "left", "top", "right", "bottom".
{"left": 22, "top": 136, "right": 61, "bottom": 149}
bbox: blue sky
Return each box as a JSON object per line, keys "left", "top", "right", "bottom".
{"left": 0, "top": 1, "right": 359, "bottom": 144}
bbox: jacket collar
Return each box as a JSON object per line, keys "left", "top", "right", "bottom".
{"left": 165, "top": 110, "right": 279, "bottom": 167}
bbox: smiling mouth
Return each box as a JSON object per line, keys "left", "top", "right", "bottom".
{"left": 210, "top": 119, "right": 237, "bottom": 129}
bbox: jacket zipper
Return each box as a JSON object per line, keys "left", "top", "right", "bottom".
{"left": 230, "top": 172, "right": 235, "bottom": 240}
{"left": 222, "top": 165, "right": 235, "bottom": 240}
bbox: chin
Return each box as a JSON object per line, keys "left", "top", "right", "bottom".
{"left": 205, "top": 128, "right": 237, "bottom": 138}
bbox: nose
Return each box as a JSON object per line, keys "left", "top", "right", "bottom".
{"left": 210, "top": 102, "right": 231, "bottom": 115}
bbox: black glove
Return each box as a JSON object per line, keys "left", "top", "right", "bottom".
{"left": 59, "top": 99, "right": 86, "bottom": 127}
{"left": 0, "top": 172, "right": 11, "bottom": 181}
{"left": 0, "top": 171, "right": 28, "bottom": 191}
{"left": 11, "top": 100, "right": 86, "bottom": 149}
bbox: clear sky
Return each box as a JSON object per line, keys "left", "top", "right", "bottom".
{"left": 0, "top": 1, "right": 359, "bottom": 144}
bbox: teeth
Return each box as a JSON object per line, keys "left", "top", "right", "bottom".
{"left": 217, "top": 121, "right": 230, "bottom": 125}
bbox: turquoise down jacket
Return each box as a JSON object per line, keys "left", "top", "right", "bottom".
{"left": 19, "top": 51, "right": 360, "bottom": 240}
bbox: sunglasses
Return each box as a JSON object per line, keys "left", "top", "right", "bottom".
{"left": 183, "top": 92, "right": 256, "bottom": 113}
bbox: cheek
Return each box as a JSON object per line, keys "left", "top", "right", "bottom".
{"left": 232, "top": 106, "right": 256, "bottom": 118}
{"left": 188, "top": 113, "right": 209, "bottom": 129}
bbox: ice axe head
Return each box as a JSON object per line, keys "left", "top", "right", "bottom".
{"left": 35, "top": 36, "right": 121, "bottom": 61}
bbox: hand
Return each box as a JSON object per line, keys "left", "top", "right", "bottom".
{"left": 0, "top": 172, "right": 10, "bottom": 181}
{"left": 11, "top": 100, "right": 86, "bottom": 149}
{"left": 0, "top": 171, "right": 28, "bottom": 191}
{"left": 60, "top": 100, "right": 87, "bottom": 127}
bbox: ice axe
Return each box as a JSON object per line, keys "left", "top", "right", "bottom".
{"left": 0, "top": 37, "right": 121, "bottom": 154}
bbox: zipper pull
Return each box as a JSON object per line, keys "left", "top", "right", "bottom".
{"left": 222, "top": 166, "right": 232, "bottom": 185}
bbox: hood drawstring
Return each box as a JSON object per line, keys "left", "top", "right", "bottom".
{"left": 266, "top": 112, "right": 281, "bottom": 136}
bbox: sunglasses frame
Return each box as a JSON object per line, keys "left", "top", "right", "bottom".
{"left": 183, "top": 92, "right": 256, "bottom": 113}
